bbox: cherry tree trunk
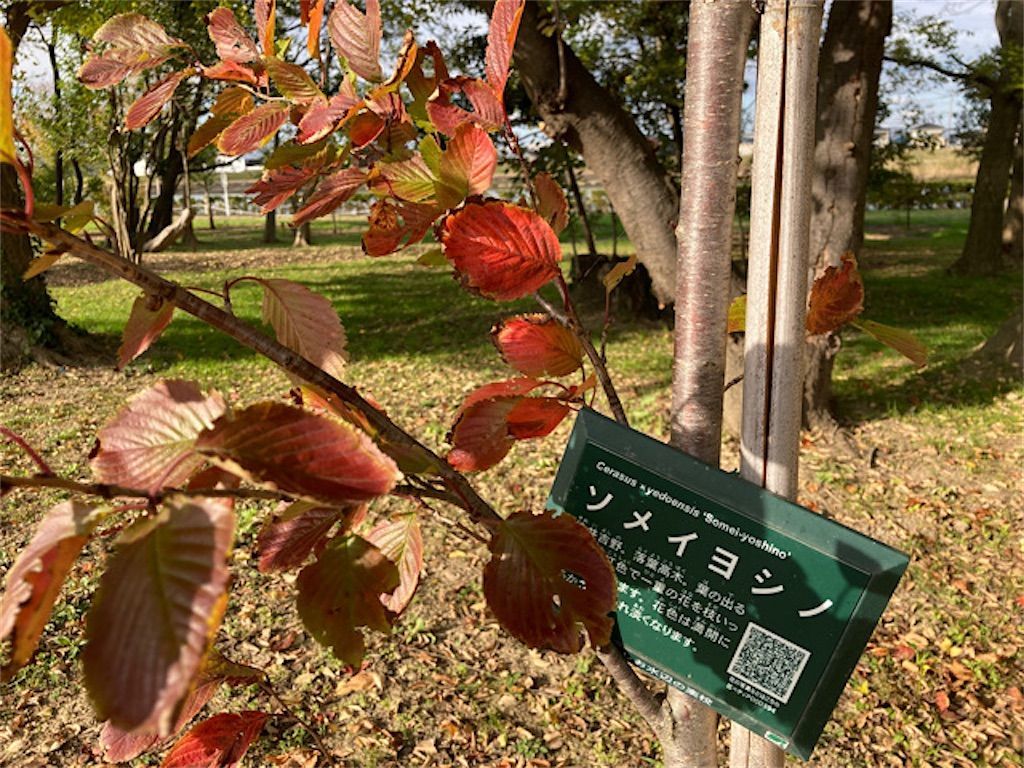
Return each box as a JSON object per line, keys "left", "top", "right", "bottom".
{"left": 1002, "top": 122, "right": 1022, "bottom": 264}
{"left": 667, "top": 2, "right": 755, "bottom": 766}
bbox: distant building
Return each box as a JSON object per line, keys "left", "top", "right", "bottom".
{"left": 873, "top": 128, "right": 891, "bottom": 147}
{"left": 908, "top": 123, "right": 947, "bottom": 148}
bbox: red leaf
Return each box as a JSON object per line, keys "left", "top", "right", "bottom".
{"left": 0, "top": 501, "right": 100, "bottom": 681}
{"left": 483, "top": 510, "right": 615, "bottom": 652}
{"left": 212, "top": 86, "right": 255, "bottom": 118}
{"left": 455, "top": 377, "right": 545, "bottom": 417}
{"left": 246, "top": 166, "right": 318, "bottom": 214}
{"left": 217, "top": 101, "right": 289, "bottom": 156}
{"left": 438, "top": 124, "right": 498, "bottom": 208}
{"left": 258, "top": 278, "right": 347, "bottom": 382}
{"left": 160, "top": 711, "right": 267, "bottom": 768}
{"left": 296, "top": 85, "right": 359, "bottom": 144}
{"left": 118, "top": 293, "right": 174, "bottom": 369}
{"left": 307, "top": 0, "right": 327, "bottom": 58}
{"left": 486, "top": 0, "right": 525, "bottom": 100}
{"left": 292, "top": 167, "right": 367, "bottom": 227}
{"left": 366, "top": 514, "right": 423, "bottom": 614}
{"left": 195, "top": 402, "right": 399, "bottom": 503}
{"left": 265, "top": 58, "right": 323, "bottom": 105}
{"left": 125, "top": 70, "right": 190, "bottom": 130}
{"left": 257, "top": 501, "right": 364, "bottom": 572}
{"left": 255, "top": 0, "right": 277, "bottom": 57}
{"left": 328, "top": 0, "right": 383, "bottom": 82}
{"left": 206, "top": 7, "right": 259, "bottom": 64}
{"left": 492, "top": 314, "right": 583, "bottom": 377}
{"left": 534, "top": 172, "right": 568, "bottom": 234}
{"left": 506, "top": 396, "right": 570, "bottom": 439}
{"left": 200, "top": 60, "right": 260, "bottom": 86}
{"left": 806, "top": 254, "right": 864, "bottom": 335}
{"left": 296, "top": 534, "right": 399, "bottom": 666}
{"left": 935, "top": 690, "right": 951, "bottom": 713}
{"left": 83, "top": 499, "right": 235, "bottom": 732}
{"left": 853, "top": 318, "right": 929, "bottom": 367}
{"left": 426, "top": 76, "right": 505, "bottom": 135}
{"left": 98, "top": 649, "right": 256, "bottom": 762}
{"left": 188, "top": 116, "right": 231, "bottom": 158}
{"left": 438, "top": 200, "right": 562, "bottom": 301}
{"left": 91, "top": 380, "right": 227, "bottom": 494}
{"left": 347, "top": 110, "right": 385, "bottom": 147}
{"left": 362, "top": 199, "right": 441, "bottom": 256}
{"left": 78, "top": 49, "right": 171, "bottom": 90}
{"left": 447, "top": 396, "right": 519, "bottom": 472}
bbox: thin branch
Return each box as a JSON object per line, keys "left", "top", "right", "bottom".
{"left": 1, "top": 427, "right": 53, "bottom": 475}
{"left": 595, "top": 645, "right": 666, "bottom": 735}
{"left": 723, "top": 373, "right": 744, "bottom": 393}
{"left": 1, "top": 473, "right": 289, "bottom": 502}
{"left": 883, "top": 54, "right": 996, "bottom": 91}
{"left": 5, "top": 219, "right": 502, "bottom": 528}
{"left": 259, "top": 677, "right": 333, "bottom": 765}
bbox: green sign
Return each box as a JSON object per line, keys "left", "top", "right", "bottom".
{"left": 547, "top": 409, "right": 908, "bottom": 760}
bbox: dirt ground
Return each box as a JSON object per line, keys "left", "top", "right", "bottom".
{"left": 1, "top": 249, "right": 1021, "bottom": 768}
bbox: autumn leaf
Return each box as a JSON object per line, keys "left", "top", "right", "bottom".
{"left": 255, "top": 0, "right": 277, "bottom": 57}
{"left": 83, "top": 498, "right": 234, "bottom": 732}
{"left": 296, "top": 534, "right": 399, "bottom": 666}
{"left": 91, "top": 380, "right": 226, "bottom": 494}
{"left": 362, "top": 200, "right": 440, "bottom": 256}
{"left": 492, "top": 314, "right": 583, "bottom": 377}
{"left": 726, "top": 294, "right": 747, "bottom": 334}
{"left": 195, "top": 402, "right": 399, "bottom": 503}
{"left": 118, "top": 293, "right": 175, "bottom": 370}
{"left": 257, "top": 501, "right": 365, "bottom": 572}
{"left": 426, "top": 76, "right": 505, "bottom": 135}
{"left": 306, "top": 0, "right": 327, "bottom": 58}
{"left": 328, "top": 0, "right": 383, "bottom": 82}
{"left": 852, "top": 318, "right": 929, "bottom": 367}
{"left": 483, "top": 511, "right": 615, "bottom": 653}
{"left": 296, "top": 85, "right": 360, "bottom": 144}
{"left": 0, "top": 28, "right": 15, "bottom": 166}
{"left": 212, "top": 86, "right": 255, "bottom": 119}
{"left": 292, "top": 167, "right": 367, "bottom": 227}
{"left": 264, "top": 57, "right": 324, "bottom": 105}
{"left": 437, "top": 123, "right": 498, "bottom": 209}
{"left": 534, "top": 172, "right": 569, "bottom": 234}
{"left": 200, "top": 60, "right": 260, "bottom": 86}
{"left": 806, "top": 254, "right": 864, "bottom": 335}
{"left": 217, "top": 102, "right": 290, "bottom": 156}
{"left": 438, "top": 201, "right": 562, "bottom": 301}
{"left": 246, "top": 165, "right": 319, "bottom": 213}
{"left": 124, "top": 69, "right": 191, "bottom": 130}
{"left": 485, "top": 0, "right": 526, "bottom": 100}
{"left": 94, "top": 13, "right": 184, "bottom": 51}
{"left": 206, "top": 7, "right": 259, "bottom": 64}
{"left": 376, "top": 155, "right": 437, "bottom": 203}
{"left": 366, "top": 513, "right": 423, "bottom": 614}
{"left": 0, "top": 501, "right": 102, "bottom": 681}
{"left": 160, "top": 711, "right": 267, "bottom": 768}
{"left": 188, "top": 116, "right": 232, "bottom": 158}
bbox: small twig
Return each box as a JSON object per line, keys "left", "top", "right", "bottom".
{"left": 259, "top": 677, "right": 333, "bottom": 765}
{"left": 392, "top": 483, "right": 463, "bottom": 508}
{"left": 0, "top": 474, "right": 290, "bottom": 503}
{"left": 595, "top": 645, "right": 667, "bottom": 736}
{"left": 503, "top": 116, "right": 537, "bottom": 210}
{"left": 0, "top": 427, "right": 53, "bottom": 475}
{"left": 723, "top": 373, "right": 744, "bottom": 393}
{"left": 181, "top": 284, "right": 225, "bottom": 300}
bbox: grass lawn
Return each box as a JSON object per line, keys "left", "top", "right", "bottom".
{"left": 1, "top": 207, "right": 1021, "bottom": 767}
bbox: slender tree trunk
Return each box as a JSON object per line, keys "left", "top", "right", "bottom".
{"left": 1002, "top": 121, "right": 1022, "bottom": 264}
{"left": 203, "top": 177, "right": 215, "bottom": 230}
{"left": 950, "top": 0, "right": 1023, "bottom": 276}
{"left": 72, "top": 158, "right": 84, "bottom": 204}
{"left": 513, "top": 1, "right": 680, "bottom": 305}
{"left": 263, "top": 210, "right": 278, "bottom": 243}
{"left": 804, "top": 0, "right": 891, "bottom": 429}
{"left": 667, "top": 3, "right": 756, "bottom": 768}
{"left": 46, "top": 34, "right": 62, "bottom": 216}
{"left": 292, "top": 221, "right": 312, "bottom": 247}
{"left": 178, "top": 142, "right": 199, "bottom": 249}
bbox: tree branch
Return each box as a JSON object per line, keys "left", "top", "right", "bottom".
{"left": 4, "top": 218, "right": 502, "bottom": 527}
{"left": 1, "top": 473, "right": 288, "bottom": 502}
{"left": 883, "top": 54, "right": 996, "bottom": 91}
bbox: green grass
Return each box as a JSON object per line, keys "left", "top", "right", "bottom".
{"left": 52, "top": 207, "right": 1020, "bottom": 431}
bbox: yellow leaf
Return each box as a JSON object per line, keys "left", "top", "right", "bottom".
{"left": 0, "top": 27, "right": 15, "bottom": 166}
{"left": 23, "top": 250, "right": 63, "bottom": 280}
{"left": 603, "top": 254, "right": 637, "bottom": 293}
{"left": 727, "top": 295, "right": 747, "bottom": 334}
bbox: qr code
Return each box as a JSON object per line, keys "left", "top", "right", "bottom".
{"left": 726, "top": 623, "right": 810, "bottom": 704}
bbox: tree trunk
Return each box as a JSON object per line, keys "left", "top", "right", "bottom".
{"left": 145, "top": 140, "right": 183, "bottom": 241}
{"left": 972, "top": 304, "right": 1023, "bottom": 370}
{"left": 72, "top": 158, "right": 84, "bottom": 204}
{"left": 263, "top": 210, "right": 278, "bottom": 243}
{"left": 667, "top": 3, "right": 756, "bottom": 768}
{"left": 292, "top": 221, "right": 312, "bottom": 247}
{"left": 950, "top": 0, "right": 1023, "bottom": 276}
{"left": 803, "top": 0, "right": 892, "bottom": 429}
{"left": 513, "top": 1, "right": 680, "bottom": 305}
{"left": 0, "top": 2, "right": 70, "bottom": 370}
{"left": 1002, "top": 121, "right": 1022, "bottom": 264}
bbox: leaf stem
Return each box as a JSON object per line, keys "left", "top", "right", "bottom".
{"left": 0, "top": 427, "right": 53, "bottom": 475}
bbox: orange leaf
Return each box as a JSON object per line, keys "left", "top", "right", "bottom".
{"left": 366, "top": 513, "right": 423, "bottom": 614}
{"left": 485, "top": 0, "right": 526, "bottom": 101}
{"left": 125, "top": 69, "right": 190, "bottom": 130}
{"left": 246, "top": 165, "right": 319, "bottom": 214}
{"left": 806, "top": 254, "right": 864, "bottom": 335}
{"left": 217, "top": 102, "right": 289, "bottom": 156}
{"left": 439, "top": 200, "right": 562, "bottom": 301}
{"left": 328, "top": 0, "right": 382, "bottom": 82}
{"left": 306, "top": 0, "right": 327, "bottom": 58}
{"left": 437, "top": 123, "right": 498, "bottom": 207}
{"left": 265, "top": 57, "right": 323, "bottom": 105}
{"left": 426, "top": 76, "right": 504, "bottom": 135}
{"left": 934, "top": 690, "right": 950, "bottom": 713}
{"left": 534, "top": 171, "right": 568, "bottom": 234}
{"left": 206, "top": 7, "right": 259, "bottom": 64}
{"left": 492, "top": 314, "right": 583, "bottom": 377}
{"left": 292, "top": 167, "right": 367, "bottom": 227}
{"left": 0, "top": 501, "right": 100, "bottom": 681}
{"left": 117, "top": 293, "right": 174, "bottom": 369}
{"left": 483, "top": 511, "right": 615, "bottom": 652}
{"left": 255, "top": 0, "right": 277, "bottom": 57}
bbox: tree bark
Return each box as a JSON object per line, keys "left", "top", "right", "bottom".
{"left": 1002, "top": 120, "right": 1022, "bottom": 264}
{"left": 950, "top": 0, "right": 1023, "bottom": 276}
{"left": 513, "top": 1, "right": 680, "bottom": 305}
{"left": 263, "top": 210, "right": 278, "bottom": 243}
{"left": 667, "top": 3, "right": 756, "bottom": 767}
{"left": 803, "top": 0, "right": 892, "bottom": 429}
